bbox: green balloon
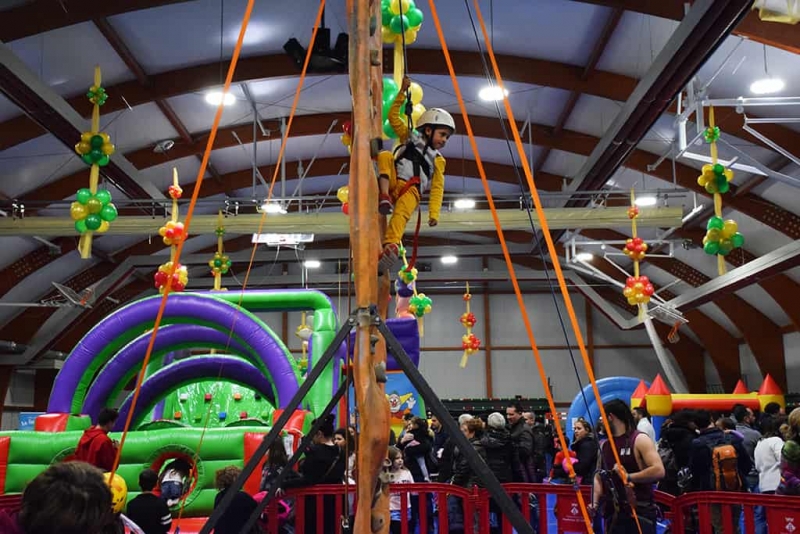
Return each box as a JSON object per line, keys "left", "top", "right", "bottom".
{"left": 95, "top": 189, "right": 112, "bottom": 205}
{"left": 718, "top": 239, "right": 733, "bottom": 255}
{"left": 707, "top": 216, "right": 724, "bottom": 231}
{"left": 390, "top": 14, "right": 409, "bottom": 34}
{"left": 90, "top": 135, "right": 104, "bottom": 149}
{"left": 703, "top": 240, "right": 720, "bottom": 255}
{"left": 76, "top": 188, "right": 92, "bottom": 204}
{"left": 713, "top": 163, "right": 725, "bottom": 175}
{"left": 90, "top": 148, "right": 104, "bottom": 161}
{"left": 704, "top": 182, "right": 716, "bottom": 194}
{"left": 85, "top": 214, "right": 102, "bottom": 231}
{"left": 717, "top": 180, "right": 729, "bottom": 194}
{"left": 406, "top": 8, "right": 423, "bottom": 27}
{"left": 731, "top": 232, "right": 744, "bottom": 248}
{"left": 383, "top": 119, "right": 397, "bottom": 139}
{"left": 382, "top": 4, "right": 393, "bottom": 26}
{"left": 214, "top": 259, "right": 222, "bottom": 267}
{"left": 383, "top": 77, "right": 398, "bottom": 96}
{"left": 81, "top": 154, "right": 94, "bottom": 165}
{"left": 75, "top": 219, "right": 87, "bottom": 233}
{"left": 97, "top": 154, "right": 110, "bottom": 167}
{"left": 99, "top": 204, "right": 118, "bottom": 222}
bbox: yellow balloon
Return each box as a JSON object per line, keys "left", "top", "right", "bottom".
{"left": 724, "top": 168, "right": 734, "bottom": 182}
{"left": 697, "top": 175, "right": 706, "bottom": 187}
{"left": 634, "top": 282, "right": 644, "bottom": 292}
{"left": 701, "top": 164, "right": 713, "bottom": 174}
{"left": 390, "top": 0, "right": 411, "bottom": 15}
{"left": 623, "top": 287, "right": 633, "bottom": 297}
{"left": 402, "top": 29, "right": 417, "bottom": 45}
{"left": 97, "top": 220, "right": 110, "bottom": 233}
{"left": 102, "top": 143, "right": 115, "bottom": 155}
{"left": 707, "top": 228, "right": 720, "bottom": 241}
{"left": 722, "top": 219, "right": 738, "bottom": 238}
{"left": 409, "top": 82, "right": 424, "bottom": 105}
{"left": 81, "top": 132, "right": 93, "bottom": 143}
{"left": 636, "top": 293, "right": 649, "bottom": 303}
{"left": 411, "top": 103, "right": 426, "bottom": 128}
{"left": 100, "top": 132, "right": 110, "bottom": 144}
{"left": 628, "top": 297, "right": 638, "bottom": 306}
{"left": 70, "top": 202, "right": 87, "bottom": 221}
{"left": 381, "top": 26, "right": 396, "bottom": 44}
{"left": 337, "top": 185, "right": 349, "bottom": 204}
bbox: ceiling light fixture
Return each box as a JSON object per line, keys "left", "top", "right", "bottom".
{"left": 304, "top": 260, "right": 321, "bottom": 269}
{"left": 634, "top": 196, "right": 657, "bottom": 207}
{"left": 440, "top": 255, "right": 458, "bottom": 265}
{"left": 750, "top": 44, "right": 785, "bottom": 95}
{"left": 454, "top": 198, "right": 476, "bottom": 209}
{"left": 575, "top": 252, "right": 594, "bottom": 262}
{"left": 205, "top": 90, "right": 236, "bottom": 106}
{"left": 261, "top": 201, "right": 287, "bottom": 214}
{"left": 478, "top": 86, "right": 509, "bottom": 101}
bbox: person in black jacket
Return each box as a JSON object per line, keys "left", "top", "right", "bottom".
{"left": 449, "top": 418, "right": 487, "bottom": 534}
{"left": 482, "top": 413, "right": 514, "bottom": 534}
{"left": 282, "top": 414, "right": 346, "bottom": 534}
{"left": 212, "top": 466, "right": 258, "bottom": 534}
{"left": 571, "top": 418, "right": 598, "bottom": 484}
{"left": 398, "top": 416, "right": 435, "bottom": 533}
{"left": 126, "top": 469, "right": 172, "bottom": 534}
{"left": 657, "top": 410, "right": 697, "bottom": 496}
{"left": 506, "top": 403, "right": 535, "bottom": 482}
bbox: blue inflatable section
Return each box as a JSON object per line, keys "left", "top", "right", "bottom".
{"left": 566, "top": 377, "right": 649, "bottom": 441}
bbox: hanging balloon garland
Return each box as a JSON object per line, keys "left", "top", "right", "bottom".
{"left": 337, "top": 185, "right": 350, "bottom": 216}
{"left": 208, "top": 210, "right": 231, "bottom": 291}
{"left": 394, "top": 244, "right": 431, "bottom": 335}
{"left": 700, "top": 107, "right": 745, "bottom": 275}
{"left": 295, "top": 312, "right": 313, "bottom": 374}
{"left": 380, "top": 0, "right": 426, "bottom": 140}
{"left": 459, "top": 282, "right": 481, "bottom": 369}
{"left": 71, "top": 67, "right": 118, "bottom": 259}
{"left": 153, "top": 170, "right": 188, "bottom": 294}
{"left": 622, "top": 191, "right": 655, "bottom": 311}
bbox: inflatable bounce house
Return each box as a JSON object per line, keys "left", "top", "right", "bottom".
{"left": 0, "top": 290, "right": 420, "bottom": 517}
{"left": 567, "top": 374, "right": 784, "bottom": 442}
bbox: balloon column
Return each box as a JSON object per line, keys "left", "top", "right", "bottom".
{"left": 208, "top": 210, "right": 231, "bottom": 291}
{"left": 295, "top": 311, "right": 313, "bottom": 373}
{"left": 395, "top": 244, "right": 431, "bottom": 335}
{"left": 381, "top": 76, "right": 426, "bottom": 140}
{"left": 622, "top": 193, "right": 655, "bottom": 309}
{"left": 153, "top": 169, "right": 188, "bottom": 294}
{"left": 459, "top": 282, "right": 481, "bottom": 369}
{"left": 700, "top": 108, "right": 744, "bottom": 274}
{"left": 71, "top": 67, "right": 118, "bottom": 259}
{"left": 337, "top": 185, "right": 350, "bottom": 215}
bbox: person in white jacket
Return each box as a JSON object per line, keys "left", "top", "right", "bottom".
{"left": 755, "top": 415, "right": 784, "bottom": 493}
{"left": 633, "top": 407, "right": 657, "bottom": 443}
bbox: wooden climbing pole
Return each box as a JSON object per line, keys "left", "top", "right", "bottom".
{"left": 348, "top": 0, "right": 391, "bottom": 532}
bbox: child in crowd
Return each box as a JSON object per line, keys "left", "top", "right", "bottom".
{"left": 126, "top": 469, "right": 172, "bottom": 534}
{"left": 377, "top": 75, "right": 455, "bottom": 270}
{"left": 387, "top": 446, "right": 415, "bottom": 534}
{"left": 159, "top": 458, "right": 192, "bottom": 507}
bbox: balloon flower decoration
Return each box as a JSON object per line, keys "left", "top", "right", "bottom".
{"left": 700, "top": 108, "right": 744, "bottom": 274}
{"left": 337, "top": 185, "right": 350, "bottom": 215}
{"left": 622, "top": 191, "right": 655, "bottom": 310}
{"left": 394, "top": 244, "right": 431, "bottom": 335}
{"left": 153, "top": 169, "right": 188, "bottom": 294}
{"left": 208, "top": 210, "right": 231, "bottom": 291}
{"left": 340, "top": 120, "right": 352, "bottom": 154}
{"left": 380, "top": 0, "right": 424, "bottom": 46}
{"left": 459, "top": 282, "right": 481, "bottom": 369}
{"left": 71, "top": 66, "right": 118, "bottom": 259}
{"left": 295, "top": 312, "right": 313, "bottom": 374}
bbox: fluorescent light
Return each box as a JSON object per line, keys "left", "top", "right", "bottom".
{"left": 304, "top": 260, "right": 321, "bottom": 269}
{"left": 575, "top": 252, "right": 594, "bottom": 261}
{"left": 252, "top": 233, "right": 314, "bottom": 245}
{"left": 205, "top": 91, "right": 236, "bottom": 106}
{"left": 261, "top": 201, "right": 287, "bottom": 214}
{"left": 478, "top": 86, "right": 509, "bottom": 101}
{"left": 749, "top": 77, "right": 785, "bottom": 95}
{"left": 454, "top": 198, "right": 476, "bottom": 209}
{"left": 635, "top": 196, "right": 657, "bottom": 207}
{"left": 440, "top": 255, "right": 458, "bottom": 265}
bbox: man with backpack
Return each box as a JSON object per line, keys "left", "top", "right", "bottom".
{"left": 689, "top": 409, "right": 752, "bottom": 534}
{"left": 591, "top": 399, "right": 665, "bottom": 534}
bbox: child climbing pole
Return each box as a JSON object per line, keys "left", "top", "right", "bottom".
{"left": 377, "top": 75, "right": 455, "bottom": 271}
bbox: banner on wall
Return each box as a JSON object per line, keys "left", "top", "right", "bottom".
{"left": 18, "top": 412, "right": 44, "bottom": 431}
{"left": 348, "top": 371, "right": 425, "bottom": 438}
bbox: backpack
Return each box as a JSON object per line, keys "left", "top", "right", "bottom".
{"left": 657, "top": 438, "right": 678, "bottom": 479}
{"left": 709, "top": 435, "right": 742, "bottom": 491}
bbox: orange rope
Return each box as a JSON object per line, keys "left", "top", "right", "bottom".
{"left": 426, "top": 4, "right": 594, "bottom": 532}
{"left": 109, "top": 0, "right": 257, "bottom": 477}
{"left": 472, "top": 3, "right": 643, "bottom": 532}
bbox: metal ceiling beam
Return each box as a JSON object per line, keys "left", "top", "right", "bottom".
{"left": 0, "top": 40, "right": 164, "bottom": 201}
{"left": 571, "top": 0, "right": 800, "bottom": 55}
{"left": 0, "top": 0, "right": 193, "bottom": 43}
{"left": 14, "top": 115, "right": 800, "bottom": 243}
{"left": 564, "top": 0, "right": 752, "bottom": 202}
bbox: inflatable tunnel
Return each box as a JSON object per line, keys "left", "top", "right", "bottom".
{"left": 565, "top": 377, "right": 649, "bottom": 441}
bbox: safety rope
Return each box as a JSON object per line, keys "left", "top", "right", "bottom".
{"left": 470, "top": 3, "right": 644, "bottom": 533}
{"left": 426, "top": 3, "right": 596, "bottom": 532}
{"left": 109, "top": 0, "right": 257, "bottom": 478}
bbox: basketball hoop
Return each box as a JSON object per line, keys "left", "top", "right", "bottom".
{"left": 667, "top": 321, "right": 681, "bottom": 344}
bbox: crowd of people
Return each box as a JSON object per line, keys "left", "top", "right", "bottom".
{"left": 1, "top": 400, "right": 799, "bottom": 534}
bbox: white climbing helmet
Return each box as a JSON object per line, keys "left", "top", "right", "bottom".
{"left": 416, "top": 108, "right": 456, "bottom": 133}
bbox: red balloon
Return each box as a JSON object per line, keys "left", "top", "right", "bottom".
{"left": 640, "top": 276, "right": 649, "bottom": 284}
{"left": 154, "top": 271, "right": 167, "bottom": 286}
{"left": 342, "top": 202, "right": 349, "bottom": 215}
{"left": 342, "top": 121, "right": 352, "bottom": 136}
{"left": 626, "top": 277, "right": 636, "bottom": 286}
{"left": 644, "top": 284, "right": 655, "bottom": 296}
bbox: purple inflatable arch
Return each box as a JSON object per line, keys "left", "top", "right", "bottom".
{"left": 348, "top": 317, "right": 420, "bottom": 370}
{"left": 48, "top": 294, "right": 299, "bottom": 415}
{"left": 114, "top": 355, "right": 274, "bottom": 431}
{"left": 81, "top": 324, "right": 254, "bottom": 422}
